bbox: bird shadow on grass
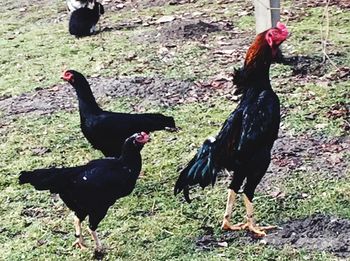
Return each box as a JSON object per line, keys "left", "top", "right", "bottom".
{"left": 277, "top": 53, "right": 349, "bottom": 79}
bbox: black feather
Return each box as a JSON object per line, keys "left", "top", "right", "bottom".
{"left": 64, "top": 70, "right": 176, "bottom": 157}
{"left": 69, "top": 2, "right": 104, "bottom": 37}
{"left": 174, "top": 138, "right": 219, "bottom": 202}
{"left": 174, "top": 26, "right": 285, "bottom": 204}
{"left": 18, "top": 133, "right": 147, "bottom": 233}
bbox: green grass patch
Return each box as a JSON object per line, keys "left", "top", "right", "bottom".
{"left": 1, "top": 1, "right": 349, "bottom": 260}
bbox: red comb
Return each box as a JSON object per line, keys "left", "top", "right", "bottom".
{"left": 276, "top": 21, "right": 289, "bottom": 38}
{"left": 140, "top": 132, "right": 149, "bottom": 139}
{"left": 61, "top": 71, "right": 73, "bottom": 82}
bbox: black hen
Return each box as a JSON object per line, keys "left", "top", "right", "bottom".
{"left": 61, "top": 70, "right": 176, "bottom": 157}
{"left": 174, "top": 22, "right": 289, "bottom": 237}
{"left": 69, "top": 0, "right": 104, "bottom": 37}
{"left": 19, "top": 132, "right": 150, "bottom": 255}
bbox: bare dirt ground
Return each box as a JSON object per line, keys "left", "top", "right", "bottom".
{"left": 262, "top": 132, "right": 349, "bottom": 190}
{"left": 102, "top": 0, "right": 196, "bottom": 11}
{"left": 131, "top": 19, "right": 237, "bottom": 43}
{"left": 100, "top": 0, "right": 350, "bottom": 11}
{"left": 196, "top": 214, "right": 350, "bottom": 258}
{"left": 0, "top": 76, "right": 233, "bottom": 120}
{"left": 1, "top": 52, "right": 348, "bottom": 121}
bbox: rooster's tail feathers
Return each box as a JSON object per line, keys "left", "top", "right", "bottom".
{"left": 174, "top": 137, "right": 218, "bottom": 203}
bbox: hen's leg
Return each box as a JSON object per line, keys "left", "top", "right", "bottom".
{"left": 88, "top": 228, "right": 103, "bottom": 252}
{"left": 88, "top": 211, "right": 107, "bottom": 257}
{"left": 72, "top": 215, "right": 87, "bottom": 249}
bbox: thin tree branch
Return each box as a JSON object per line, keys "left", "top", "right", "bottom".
{"left": 320, "top": 0, "right": 339, "bottom": 69}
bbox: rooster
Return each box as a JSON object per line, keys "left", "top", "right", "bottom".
{"left": 19, "top": 132, "right": 150, "bottom": 256}
{"left": 61, "top": 70, "right": 176, "bottom": 157}
{"left": 174, "top": 22, "right": 289, "bottom": 237}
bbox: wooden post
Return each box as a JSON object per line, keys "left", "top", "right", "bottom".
{"left": 254, "top": 0, "right": 280, "bottom": 34}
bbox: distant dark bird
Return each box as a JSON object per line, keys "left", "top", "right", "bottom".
{"left": 19, "top": 132, "right": 150, "bottom": 255}
{"left": 62, "top": 70, "right": 176, "bottom": 157}
{"left": 66, "top": 0, "right": 92, "bottom": 12}
{"left": 174, "top": 22, "right": 289, "bottom": 237}
{"left": 69, "top": 0, "right": 104, "bottom": 37}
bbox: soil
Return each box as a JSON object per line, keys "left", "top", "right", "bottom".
{"left": 101, "top": 0, "right": 350, "bottom": 13}
{"left": 0, "top": 76, "right": 234, "bottom": 122}
{"left": 262, "top": 132, "right": 349, "bottom": 190}
{"left": 102, "top": 0, "right": 196, "bottom": 11}
{"left": 132, "top": 19, "right": 236, "bottom": 43}
{"left": 196, "top": 214, "right": 350, "bottom": 258}
{"left": 301, "top": 0, "right": 350, "bottom": 9}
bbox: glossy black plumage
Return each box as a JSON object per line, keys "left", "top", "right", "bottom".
{"left": 19, "top": 133, "right": 147, "bottom": 231}
{"left": 175, "top": 27, "right": 282, "bottom": 203}
{"left": 62, "top": 70, "right": 176, "bottom": 157}
{"left": 69, "top": 1, "right": 104, "bottom": 37}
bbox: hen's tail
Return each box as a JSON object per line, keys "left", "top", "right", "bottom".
{"left": 174, "top": 138, "right": 218, "bottom": 203}
{"left": 19, "top": 167, "right": 71, "bottom": 193}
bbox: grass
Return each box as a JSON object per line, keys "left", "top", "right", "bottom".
{"left": 281, "top": 81, "right": 348, "bottom": 136}
{"left": 0, "top": 0, "right": 349, "bottom": 260}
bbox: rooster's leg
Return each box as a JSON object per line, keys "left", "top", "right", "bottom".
{"left": 72, "top": 215, "right": 87, "bottom": 249}
{"left": 239, "top": 194, "right": 276, "bottom": 237}
{"left": 221, "top": 189, "right": 243, "bottom": 231}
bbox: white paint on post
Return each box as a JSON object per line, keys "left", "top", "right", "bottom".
{"left": 254, "top": 0, "right": 280, "bottom": 34}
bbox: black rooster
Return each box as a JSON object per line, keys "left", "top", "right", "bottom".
{"left": 174, "top": 22, "right": 289, "bottom": 237}
{"left": 62, "top": 70, "right": 176, "bottom": 157}
{"left": 19, "top": 132, "right": 150, "bottom": 255}
{"left": 69, "top": 0, "right": 104, "bottom": 37}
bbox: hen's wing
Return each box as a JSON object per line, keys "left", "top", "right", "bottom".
{"left": 90, "top": 112, "right": 174, "bottom": 133}
{"left": 19, "top": 159, "right": 125, "bottom": 194}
